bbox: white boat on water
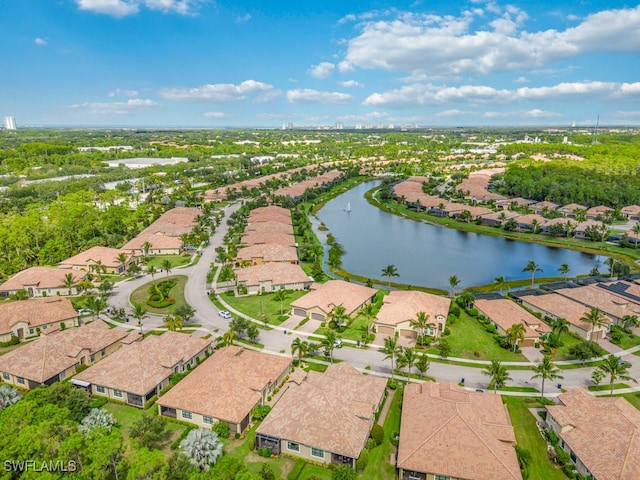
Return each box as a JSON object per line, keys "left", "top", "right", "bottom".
{"left": 345, "top": 202, "right": 351, "bottom": 212}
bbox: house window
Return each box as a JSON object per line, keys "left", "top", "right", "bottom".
{"left": 96, "top": 386, "right": 105, "bottom": 393}
{"left": 203, "top": 416, "right": 213, "bottom": 425}
{"left": 435, "top": 476, "right": 451, "bottom": 480}
{"left": 29, "top": 328, "right": 34, "bottom": 335}
{"left": 311, "top": 447, "right": 324, "bottom": 459}
{"left": 408, "top": 473, "right": 423, "bottom": 480}
{"left": 101, "top": 349, "right": 106, "bottom": 357}
{"left": 60, "top": 371, "right": 66, "bottom": 380}
{"left": 182, "top": 411, "right": 192, "bottom": 420}
{"left": 17, "top": 377, "right": 25, "bottom": 385}
{"left": 90, "top": 354, "right": 95, "bottom": 362}
{"left": 287, "top": 442, "right": 300, "bottom": 452}
{"left": 113, "top": 389, "right": 123, "bottom": 398}
{"left": 2, "top": 372, "right": 9, "bottom": 380}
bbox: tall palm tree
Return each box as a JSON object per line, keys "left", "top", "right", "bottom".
{"left": 594, "top": 355, "right": 637, "bottom": 396}
{"left": 409, "top": 311, "right": 433, "bottom": 346}
{"left": 493, "top": 275, "right": 507, "bottom": 294}
{"left": 482, "top": 360, "right": 512, "bottom": 394}
{"left": 558, "top": 263, "right": 570, "bottom": 280}
{"left": 522, "top": 260, "right": 543, "bottom": 287}
{"left": 161, "top": 259, "right": 173, "bottom": 278}
{"left": 180, "top": 428, "right": 224, "bottom": 471}
{"left": 322, "top": 331, "right": 338, "bottom": 363}
{"left": 632, "top": 222, "right": 640, "bottom": 248}
{"left": 604, "top": 257, "right": 618, "bottom": 278}
{"left": 415, "top": 355, "right": 430, "bottom": 379}
{"left": 86, "top": 295, "right": 107, "bottom": 321}
{"left": 141, "top": 241, "right": 152, "bottom": 258}
{"left": 506, "top": 323, "right": 526, "bottom": 352}
{"left": 381, "top": 264, "right": 399, "bottom": 287}
{"left": 291, "top": 337, "right": 309, "bottom": 364}
{"left": 63, "top": 272, "right": 76, "bottom": 296}
{"left": 115, "top": 252, "right": 129, "bottom": 274}
{"left": 327, "top": 304, "right": 348, "bottom": 327}
{"left": 531, "top": 355, "right": 563, "bottom": 398}
{"left": 448, "top": 275, "right": 460, "bottom": 297}
{"left": 147, "top": 265, "right": 157, "bottom": 282}
{"left": 131, "top": 302, "right": 148, "bottom": 335}
{"left": 398, "top": 347, "right": 417, "bottom": 378}
{"left": 551, "top": 317, "right": 570, "bottom": 342}
{"left": 580, "top": 307, "right": 607, "bottom": 342}
{"left": 164, "top": 314, "right": 183, "bottom": 332}
{"left": 381, "top": 336, "right": 401, "bottom": 380}
{"left": 273, "top": 289, "right": 289, "bottom": 316}
{"left": 221, "top": 330, "right": 237, "bottom": 346}
{"left": 361, "top": 303, "right": 377, "bottom": 335}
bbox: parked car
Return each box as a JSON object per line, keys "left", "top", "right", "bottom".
{"left": 218, "top": 310, "right": 232, "bottom": 319}
{"left": 334, "top": 339, "right": 343, "bottom": 348}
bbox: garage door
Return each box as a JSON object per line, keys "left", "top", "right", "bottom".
{"left": 399, "top": 329, "right": 417, "bottom": 339}
{"left": 293, "top": 308, "right": 306, "bottom": 317}
{"left": 311, "top": 312, "right": 325, "bottom": 321}
{"left": 520, "top": 338, "right": 535, "bottom": 347}
{"left": 376, "top": 325, "right": 395, "bottom": 336}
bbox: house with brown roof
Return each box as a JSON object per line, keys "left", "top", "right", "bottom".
{"left": 546, "top": 388, "right": 640, "bottom": 480}
{"left": 495, "top": 197, "right": 536, "bottom": 210}
{"left": 474, "top": 298, "right": 551, "bottom": 347}
{"left": 479, "top": 210, "right": 519, "bottom": 227}
{"left": 140, "top": 207, "right": 200, "bottom": 236}
{"left": 157, "top": 346, "right": 291, "bottom": 434}
{"left": 255, "top": 363, "right": 387, "bottom": 469}
{"left": 558, "top": 203, "right": 587, "bottom": 218}
{"left": 248, "top": 206, "right": 292, "bottom": 225}
{"left": 531, "top": 201, "right": 560, "bottom": 216}
{"left": 289, "top": 280, "right": 377, "bottom": 321}
{"left": 236, "top": 244, "right": 299, "bottom": 266}
{"left": 517, "top": 293, "right": 610, "bottom": 341}
{"left": 586, "top": 205, "right": 614, "bottom": 220}
{"left": 75, "top": 332, "right": 212, "bottom": 408}
{"left": 59, "top": 246, "right": 134, "bottom": 274}
{"left": 122, "top": 232, "right": 184, "bottom": 256}
{"left": 514, "top": 213, "right": 546, "bottom": 232}
{"left": 540, "top": 217, "right": 575, "bottom": 235}
{"left": 0, "top": 297, "right": 79, "bottom": 343}
{"left": 241, "top": 232, "right": 297, "bottom": 248}
{"left": 234, "top": 263, "right": 312, "bottom": 295}
{"left": 573, "top": 220, "right": 606, "bottom": 239}
{"left": 0, "top": 320, "right": 128, "bottom": 390}
{"left": 621, "top": 205, "right": 640, "bottom": 221}
{"left": 374, "top": 290, "right": 451, "bottom": 340}
{"left": 397, "top": 382, "right": 522, "bottom": 480}
{"left": 0, "top": 267, "right": 87, "bottom": 298}
{"left": 245, "top": 221, "right": 294, "bottom": 235}
{"left": 449, "top": 205, "right": 494, "bottom": 221}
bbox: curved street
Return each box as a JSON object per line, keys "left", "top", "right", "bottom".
{"left": 106, "top": 202, "right": 640, "bottom": 396}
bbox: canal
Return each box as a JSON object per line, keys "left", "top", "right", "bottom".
{"left": 313, "top": 181, "right": 607, "bottom": 290}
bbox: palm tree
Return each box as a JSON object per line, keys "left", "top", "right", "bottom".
{"left": 558, "top": 263, "right": 570, "bottom": 280}
{"left": 482, "top": 360, "right": 512, "bottom": 394}
{"left": 594, "top": 355, "right": 637, "bottom": 396}
{"left": 141, "top": 241, "right": 152, "bottom": 258}
{"left": 165, "top": 314, "right": 183, "bottom": 332}
{"left": 632, "top": 222, "right": 640, "bottom": 248}
{"left": 551, "top": 318, "right": 570, "bottom": 342}
{"left": 448, "top": 275, "right": 460, "bottom": 297}
{"left": 397, "top": 347, "right": 417, "bottom": 378}
{"left": 604, "top": 257, "right": 618, "bottom": 278}
{"left": 0, "top": 384, "right": 22, "bottom": 410}
{"left": 621, "top": 314, "right": 640, "bottom": 329}
{"left": 506, "top": 323, "right": 526, "bottom": 352}
{"left": 273, "top": 289, "right": 289, "bottom": 316}
{"left": 381, "top": 264, "right": 399, "bottom": 287}
{"left": 493, "top": 275, "right": 507, "bottom": 294}
{"left": 180, "top": 428, "right": 224, "bottom": 471}
{"left": 322, "top": 331, "right": 337, "bottom": 363}
{"left": 531, "top": 355, "right": 563, "bottom": 398}
{"left": 85, "top": 295, "right": 107, "bottom": 320}
{"left": 147, "top": 265, "right": 157, "bottom": 282}
{"left": 92, "top": 260, "right": 107, "bottom": 281}
{"left": 415, "top": 354, "right": 430, "bottom": 379}
{"left": 580, "top": 307, "right": 607, "bottom": 342}
{"left": 409, "top": 311, "right": 433, "bottom": 346}
{"left": 221, "top": 330, "right": 237, "bottom": 346}
{"left": 381, "top": 336, "right": 401, "bottom": 380}
{"left": 360, "top": 303, "right": 377, "bottom": 335}
{"left": 327, "top": 304, "right": 348, "bottom": 328}
{"left": 291, "top": 337, "right": 309, "bottom": 364}
{"left": 522, "top": 260, "right": 543, "bottom": 287}
{"left": 63, "top": 273, "right": 76, "bottom": 296}
{"left": 161, "top": 259, "right": 173, "bottom": 278}
{"left": 116, "top": 252, "right": 129, "bottom": 274}
{"left": 131, "top": 302, "right": 148, "bottom": 335}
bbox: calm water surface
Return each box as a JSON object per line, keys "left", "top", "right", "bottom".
{"left": 313, "top": 181, "right": 606, "bottom": 290}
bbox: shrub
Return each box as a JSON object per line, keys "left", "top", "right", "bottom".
{"left": 144, "top": 395, "right": 158, "bottom": 410}
{"left": 328, "top": 320, "right": 338, "bottom": 329}
{"left": 390, "top": 431, "right": 399, "bottom": 447}
{"left": 545, "top": 427, "right": 558, "bottom": 446}
{"left": 370, "top": 424, "right": 384, "bottom": 445}
{"left": 234, "top": 432, "right": 240, "bottom": 439}
{"left": 75, "top": 364, "right": 89, "bottom": 374}
{"left": 257, "top": 447, "right": 272, "bottom": 458}
{"left": 170, "top": 426, "right": 195, "bottom": 450}
{"left": 212, "top": 421, "right": 230, "bottom": 439}
{"left": 287, "top": 459, "right": 305, "bottom": 480}
{"left": 0, "top": 337, "right": 20, "bottom": 347}
{"left": 356, "top": 449, "right": 369, "bottom": 472}
{"left": 365, "top": 438, "right": 377, "bottom": 450}
{"left": 90, "top": 397, "right": 108, "bottom": 409}
{"left": 485, "top": 324, "right": 497, "bottom": 334}
{"left": 252, "top": 405, "right": 271, "bottom": 422}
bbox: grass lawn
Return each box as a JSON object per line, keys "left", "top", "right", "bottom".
{"left": 617, "top": 392, "right": 640, "bottom": 410}
{"left": 588, "top": 383, "right": 630, "bottom": 392}
{"left": 427, "top": 311, "right": 528, "bottom": 362}
{"left": 146, "top": 254, "right": 191, "bottom": 269}
{"left": 221, "top": 290, "right": 308, "bottom": 325}
{"left": 502, "top": 397, "right": 567, "bottom": 480}
{"left": 549, "top": 334, "right": 582, "bottom": 360}
{"left": 612, "top": 331, "right": 640, "bottom": 350}
{"left": 129, "top": 275, "right": 188, "bottom": 315}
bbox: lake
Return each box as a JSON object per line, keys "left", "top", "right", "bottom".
{"left": 313, "top": 181, "right": 607, "bottom": 290}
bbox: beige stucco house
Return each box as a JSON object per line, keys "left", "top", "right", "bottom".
{"left": 0, "top": 297, "right": 79, "bottom": 342}
{"left": 0, "top": 267, "right": 87, "bottom": 298}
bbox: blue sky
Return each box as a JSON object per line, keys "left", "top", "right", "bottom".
{"left": 1, "top": 0, "right": 639, "bottom": 127}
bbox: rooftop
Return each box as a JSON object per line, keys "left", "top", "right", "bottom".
{"left": 59, "top": 246, "right": 132, "bottom": 269}
{"left": 475, "top": 298, "right": 551, "bottom": 338}
{"left": 518, "top": 293, "right": 610, "bottom": 331}
{"left": 0, "top": 267, "right": 86, "bottom": 292}
{"left": 236, "top": 244, "right": 299, "bottom": 263}
{"left": 0, "top": 297, "right": 79, "bottom": 334}
{"left": 290, "top": 280, "right": 377, "bottom": 316}
{"left": 241, "top": 231, "right": 296, "bottom": 247}
{"left": 375, "top": 290, "right": 451, "bottom": 326}
{"left": 234, "top": 263, "right": 311, "bottom": 287}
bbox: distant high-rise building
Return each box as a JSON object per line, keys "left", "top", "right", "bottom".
{"left": 334, "top": 122, "right": 344, "bottom": 130}
{"left": 4, "top": 116, "right": 16, "bottom": 130}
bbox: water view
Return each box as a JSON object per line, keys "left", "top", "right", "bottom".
{"left": 313, "top": 181, "right": 607, "bottom": 290}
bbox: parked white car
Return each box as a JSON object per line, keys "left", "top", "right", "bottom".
{"left": 218, "top": 310, "right": 232, "bottom": 319}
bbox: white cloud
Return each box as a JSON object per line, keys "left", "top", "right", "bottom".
{"left": 287, "top": 89, "right": 353, "bottom": 104}
{"left": 203, "top": 111, "right": 225, "bottom": 118}
{"left": 341, "top": 5, "right": 640, "bottom": 77}
{"left": 34, "top": 38, "right": 47, "bottom": 46}
{"left": 160, "top": 80, "right": 276, "bottom": 102}
{"left": 236, "top": 13, "right": 251, "bottom": 23}
{"left": 68, "top": 98, "right": 157, "bottom": 115}
{"left": 308, "top": 62, "right": 335, "bottom": 79}
{"left": 109, "top": 88, "right": 139, "bottom": 97}
{"left": 338, "top": 80, "right": 363, "bottom": 88}
{"left": 514, "top": 76, "right": 529, "bottom": 83}
{"left": 483, "top": 109, "right": 561, "bottom": 119}
{"left": 75, "top": 0, "right": 205, "bottom": 17}
{"left": 363, "top": 81, "right": 640, "bottom": 107}
{"left": 253, "top": 89, "right": 282, "bottom": 103}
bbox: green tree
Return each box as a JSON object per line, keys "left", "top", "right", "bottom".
{"left": 522, "top": 260, "right": 543, "bottom": 287}
{"left": 86, "top": 294, "right": 108, "bottom": 321}
{"left": 506, "top": 323, "right": 526, "bottom": 352}
{"left": 131, "top": 302, "right": 148, "bottom": 335}
{"left": 222, "top": 330, "right": 237, "bottom": 346}
{"left": 161, "top": 258, "right": 173, "bottom": 278}
{"left": 165, "top": 314, "right": 183, "bottom": 332}
{"left": 437, "top": 338, "right": 451, "bottom": 357}
{"left": 605, "top": 257, "right": 618, "bottom": 277}
{"left": 580, "top": 307, "right": 607, "bottom": 342}
{"left": 147, "top": 265, "right": 158, "bottom": 281}
{"left": 448, "top": 274, "right": 461, "bottom": 297}
{"left": 179, "top": 428, "right": 224, "bottom": 471}
{"left": 322, "top": 330, "right": 338, "bottom": 363}
{"left": 558, "top": 263, "right": 570, "bottom": 280}
{"left": 246, "top": 323, "right": 259, "bottom": 343}
{"left": 332, "top": 465, "right": 356, "bottom": 480}
{"left": 291, "top": 337, "right": 309, "bottom": 363}
{"left": 493, "top": 275, "right": 507, "bottom": 294}
{"left": 397, "top": 346, "right": 418, "bottom": 378}
{"left": 415, "top": 354, "right": 430, "bottom": 379}
{"left": 129, "top": 412, "right": 167, "bottom": 450}
{"left": 382, "top": 335, "right": 401, "bottom": 379}
{"left": 482, "top": 360, "right": 512, "bottom": 394}
{"left": 409, "top": 311, "right": 433, "bottom": 346}
{"left": 381, "top": 264, "right": 399, "bottom": 287}
{"left": 141, "top": 241, "right": 153, "bottom": 258}
{"left": 531, "top": 355, "right": 563, "bottom": 398}
{"left": 63, "top": 272, "right": 76, "bottom": 296}
{"left": 593, "top": 355, "right": 637, "bottom": 396}
{"left": 125, "top": 447, "right": 165, "bottom": 480}
{"left": 272, "top": 289, "right": 289, "bottom": 315}
{"left": 173, "top": 304, "right": 196, "bottom": 324}
{"left": 551, "top": 317, "right": 570, "bottom": 341}
{"left": 116, "top": 252, "right": 129, "bottom": 273}
{"left": 328, "top": 304, "right": 348, "bottom": 328}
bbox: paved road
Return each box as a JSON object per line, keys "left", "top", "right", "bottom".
{"left": 105, "top": 203, "right": 640, "bottom": 395}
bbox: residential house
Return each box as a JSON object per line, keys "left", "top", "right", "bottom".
{"left": 374, "top": 290, "right": 451, "bottom": 340}
{"left": 75, "top": 332, "right": 212, "bottom": 408}
{"left": 59, "top": 246, "right": 134, "bottom": 274}
{"left": 573, "top": 220, "right": 605, "bottom": 239}
{"left": 248, "top": 206, "right": 292, "bottom": 225}
{"left": 449, "top": 205, "right": 494, "bottom": 221}
{"left": 236, "top": 244, "right": 299, "bottom": 266}
{"left": 0, "top": 297, "right": 79, "bottom": 342}
{"left": 255, "top": 363, "right": 387, "bottom": 468}
{"left": 157, "top": 346, "right": 291, "bottom": 434}
{"left": 0, "top": 267, "right": 87, "bottom": 298}
{"left": 273, "top": 170, "right": 343, "bottom": 201}
{"left": 480, "top": 210, "right": 519, "bottom": 227}
{"left": 586, "top": 205, "right": 614, "bottom": 221}
{"left": 515, "top": 213, "right": 546, "bottom": 232}
{"left": 240, "top": 232, "right": 297, "bottom": 248}
{"left": 245, "top": 221, "right": 294, "bottom": 236}
{"left": 475, "top": 298, "right": 551, "bottom": 347}
{"left": 495, "top": 197, "right": 536, "bottom": 211}
{"left": 621, "top": 205, "right": 640, "bottom": 221}
{"left": 397, "top": 382, "right": 522, "bottom": 480}
{"left": 540, "top": 217, "right": 575, "bottom": 236}
{"left": 531, "top": 201, "right": 560, "bottom": 216}
{"left": 517, "top": 293, "right": 611, "bottom": 341}
{"left": 558, "top": 203, "right": 587, "bottom": 219}
{"left": 234, "top": 263, "right": 312, "bottom": 295}
{"left": 0, "top": 320, "right": 128, "bottom": 390}
{"left": 289, "top": 280, "right": 377, "bottom": 321}
{"left": 122, "top": 232, "right": 184, "bottom": 256}
{"left": 546, "top": 388, "right": 640, "bottom": 480}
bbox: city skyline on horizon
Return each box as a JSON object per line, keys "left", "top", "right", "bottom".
{"left": 2, "top": 0, "right": 640, "bottom": 128}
